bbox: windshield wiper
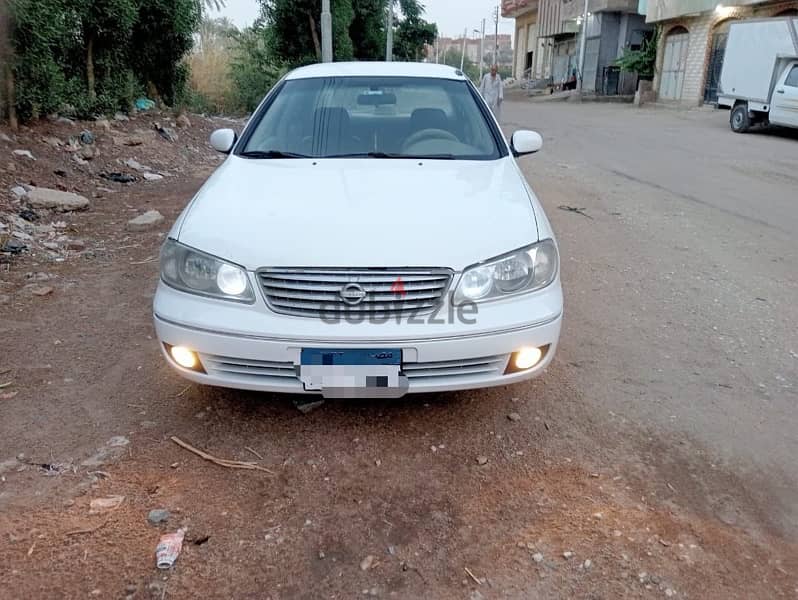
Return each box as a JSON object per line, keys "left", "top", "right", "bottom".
{"left": 324, "top": 152, "right": 456, "bottom": 160}
{"left": 239, "top": 150, "right": 311, "bottom": 159}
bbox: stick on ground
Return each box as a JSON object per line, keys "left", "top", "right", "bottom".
{"left": 171, "top": 437, "right": 275, "bottom": 474}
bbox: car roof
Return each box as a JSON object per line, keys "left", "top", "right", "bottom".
{"left": 284, "top": 61, "right": 468, "bottom": 81}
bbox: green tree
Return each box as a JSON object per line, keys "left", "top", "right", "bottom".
{"left": 262, "top": 0, "right": 354, "bottom": 64}
{"left": 228, "top": 24, "right": 287, "bottom": 112}
{"left": 131, "top": 0, "right": 202, "bottom": 105}
{"left": 349, "top": 0, "right": 384, "bottom": 60}
{"left": 441, "top": 47, "right": 479, "bottom": 83}
{"left": 393, "top": 15, "right": 436, "bottom": 61}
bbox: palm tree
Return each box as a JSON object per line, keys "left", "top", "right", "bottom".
{"left": 203, "top": 0, "right": 226, "bottom": 12}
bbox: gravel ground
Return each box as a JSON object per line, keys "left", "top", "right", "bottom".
{"left": 0, "top": 102, "right": 796, "bottom": 599}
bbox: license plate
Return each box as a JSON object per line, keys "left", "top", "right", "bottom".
{"left": 299, "top": 349, "right": 408, "bottom": 398}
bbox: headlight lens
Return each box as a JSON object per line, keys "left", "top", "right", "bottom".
{"left": 453, "top": 240, "right": 558, "bottom": 304}
{"left": 160, "top": 239, "right": 255, "bottom": 302}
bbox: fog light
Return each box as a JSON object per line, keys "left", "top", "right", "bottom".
{"left": 170, "top": 346, "right": 199, "bottom": 369}
{"left": 515, "top": 347, "right": 543, "bottom": 370}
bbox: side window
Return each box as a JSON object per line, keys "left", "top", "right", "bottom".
{"left": 785, "top": 65, "right": 798, "bottom": 88}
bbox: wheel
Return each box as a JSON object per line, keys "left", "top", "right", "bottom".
{"left": 730, "top": 104, "right": 750, "bottom": 133}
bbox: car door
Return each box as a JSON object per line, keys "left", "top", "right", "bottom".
{"left": 769, "top": 62, "right": 798, "bottom": 127}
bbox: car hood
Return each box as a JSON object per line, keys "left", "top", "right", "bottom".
{"left": 177, "top": 157, "right": 540, "bottom": 271}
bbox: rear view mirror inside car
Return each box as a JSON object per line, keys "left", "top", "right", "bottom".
{"left": 358, "top": 91, "right": 397, "bottom": 106}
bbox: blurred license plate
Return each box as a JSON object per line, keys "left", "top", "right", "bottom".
{"left": 299, "top": 349, "right": 408, "bottom": 398}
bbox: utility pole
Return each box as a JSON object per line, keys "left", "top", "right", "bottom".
{"left": 494, "top": 5, "right": 500, "bottom": 65}
{"left": 476, "top": 20, "right": 486, "bottom": 80}
{"left": 460, "top": 27, "right": 468, "bottom": 71}
{"left": 577, "top": 0, "right": 590, "bottom": 91}
{"left": 386, "top": 2, "right": 394, "bottom": 62}
{"left": 321, "top": 0, "right": 333, "bottom": 63}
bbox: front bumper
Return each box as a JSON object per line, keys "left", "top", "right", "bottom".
{"left": 153, "top": 279, "right": 563, "bottom": 396}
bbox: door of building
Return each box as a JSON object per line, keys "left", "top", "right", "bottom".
{"left": 661, "top": 28, "right": 689, "bottom": 100}
{"left": 703, "top": 21, "right": 733, "bottom": 104}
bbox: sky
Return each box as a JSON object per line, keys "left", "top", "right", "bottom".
{"left": 219, "top": 0, "right": 515, "bottom": 42}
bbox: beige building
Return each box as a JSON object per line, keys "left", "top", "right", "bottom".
{"left": 503, "top": 0, "right": 540, "bottom": 79}
{"left": 643, "top": 0, "right": 798, "bottom": 105}
{"left": 505, "top": 0, "right": 652, "bottom": 93}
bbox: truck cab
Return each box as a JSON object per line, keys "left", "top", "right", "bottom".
{"left": 768, "top": 61, "right": 798, "bottom": 128}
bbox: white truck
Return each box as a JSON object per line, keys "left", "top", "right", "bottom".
{"left": 718, "top": 18, "right": 798, "bottom": 133}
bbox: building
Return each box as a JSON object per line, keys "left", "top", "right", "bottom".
{"left": 641, "top": 0, "right": 798, "bottom": 105}
{"left": 430, "top": 34, "right": 513, "bottom": 67}
{"left": 504, "top": 0, "right": 654, "bottom": 94}
{"left": 503, "top": 0, "right": 540, "bottom": 79}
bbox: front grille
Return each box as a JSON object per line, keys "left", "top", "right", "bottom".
{"left": 257, "top": 268, "right": 453, "bottom": 318}
{"left": 403, "top": 355, "right": 509, "bottom": 381}
{"left": 202, "top": 354, "right": 296, "bottom": 379}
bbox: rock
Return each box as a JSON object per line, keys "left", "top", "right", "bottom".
{"left": 114, "top": 112, "right": 130, "bottom": 122}
{"left": 123, "top": 158, "right": 151, "bottom": 172}
{"left": 155, "top": 124, "right": 178, "bottom": 143}
{"left": 360, "top": 555, "right": 375, "bottom": 571}
{"left": 176, "top": 114, "right": 191, "bottom": 128}
{"left": 13, "top": 150, "right": 35, "bottom": 160}
{"left": 79, "top": 145, "right": 97, "bottom": 160}
{"left": 42, "top": 242, "right": 60, "bottom": 251}
{"left": 1, "top": 239, "right": 26, "bottom": 254}
{"left": 0, "top": 133, "right": 14, "bottom": 143}
{"left": 108, "top": 436, "right": 130, "bottom": 447}
{"left": 508, "top": 412, "right": 521, "bottom": 422}
{"left": 583, "top": 559, "right": 592, "bottom": 569}
{"left": 54, "top": 168, "right": 69, "bottom": 177}
{"left": 89, "top": 495, "right": 125, "bottom": 514}
{"left": 476, "top": 455, "right": 488, "bottom": 466}
{"left": 66, "top": 239, "right": 87, "bottom": 251}
{"left": 25, "top": 285, "right": 54, "bottom": 297}
{"left": 25, "top": 188, "right": 90, "bottom": 212}
{"left": 11, "top": 186, "right": 27, "bottom": 199}
{"left": 318, "top": 551, "right": 325, "bottom": 559}
{"left": 43, "top": 136, "right": 63, "bottom": 147}
{"left": 563, "top": 551, "right": 574, "bottom": 559}
{"left": 0, "top": 294, "right": 9, "bottom": 305}
{"left": 73, "top": 154, "right": 89, "bottom": 166}
{"left": 470, "top": 592, "right": 485, "bottom": 600}
{"left": 56, "top": 116, "right": 75, "bottom": 125}
{"left": 100, "top": 172, "right": 136, "bottom": 184}
{"left": 147, "top": 509, "right": 171, "bottom": 525}
{"left": 665, "top": 590, "right": 675, "bottom": 597}
{"left": 124, "top": 136, "right": 144, "bottom": 147}
{"left": 532, "top": 552, "right": 544, "bottom": 563}
{"left": 79, "top": 130, "right": 95, "bottom": 145}
{"left": 142, "top": 173, "right": 164, "bottom": 182}
{"left": 126, "top": 210, "right": 164, "bottom": 232}
{"left": 592, "top": 512, "right": 604, "bottom": 520}
{"left": 25, "top": 273, "right": 55, "bottom": 282}
{"left": 95, "top": 118, "right": 111, "bottom": 131}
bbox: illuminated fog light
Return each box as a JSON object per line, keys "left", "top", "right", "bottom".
{"left": 170, "top": 346, "right": 199, "bottom": 369}
{"left": 514, "top": 347, "right": 543, "bottom": 370}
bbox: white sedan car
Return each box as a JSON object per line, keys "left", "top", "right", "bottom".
{"left": 154, "top": 62, "right": 563, "bottom": 399}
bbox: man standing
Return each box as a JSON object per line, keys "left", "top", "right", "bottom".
{"left": 480, "top": 64, "right": 504, "bottom": 121}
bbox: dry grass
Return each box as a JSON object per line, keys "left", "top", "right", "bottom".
{"left": 188, "top": 43, "right": 234, "bottom": 113}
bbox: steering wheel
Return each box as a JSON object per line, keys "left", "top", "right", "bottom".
{"left": 402, "top": 128, "right": 459, "bottom": 151}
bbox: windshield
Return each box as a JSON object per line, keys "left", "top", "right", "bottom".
{"left": 239, "top": 76, "right": 503, "bottom": 160}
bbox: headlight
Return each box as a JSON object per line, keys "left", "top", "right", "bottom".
{"left": 160, "top": 239, "right": 255, "bottom": 302}
{"left": 453, "top": 240, "right": 558, "bottom": 305}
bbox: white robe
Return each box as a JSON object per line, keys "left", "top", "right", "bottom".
{"left": 480, "top": 73, "right": 504, "bottom": 120}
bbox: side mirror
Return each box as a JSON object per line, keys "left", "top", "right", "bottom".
{"left": 511, "top": 130, "right": 543, "bottom": 157}
{"left": 210, "top": 128, "right": 237, "bottom": 154}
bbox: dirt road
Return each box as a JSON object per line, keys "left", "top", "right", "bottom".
{"left": 0, "top": 103, "right": 796, "bottom": 599}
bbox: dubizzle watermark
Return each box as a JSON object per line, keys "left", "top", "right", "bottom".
{"left": 319, "top": 300, "right": 478, "bottom": 325}
{"left": 319, "top": 276, "right": 478, "bottom": 325}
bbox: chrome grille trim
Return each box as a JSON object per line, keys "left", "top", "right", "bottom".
{"left": 257, "top": 268, "right": 453, "bottom": 318}
{"left": 202, "top": 354, "right": 296, "bottom": 379}
{"left": 403, "top": 355, "right": 509, "bottom": 380}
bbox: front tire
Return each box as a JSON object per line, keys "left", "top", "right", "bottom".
{"left": 730, "top": 104, "right": 750, "bottom": 133}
